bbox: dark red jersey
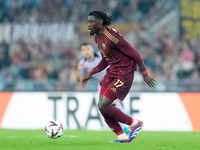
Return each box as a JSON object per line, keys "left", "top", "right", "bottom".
{"left": 95, "top": 26, "right": 142, "bottom": 75}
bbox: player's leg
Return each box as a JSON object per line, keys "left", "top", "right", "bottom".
{"left": 100, "top": 95, "right": 143, "bottom": 143}
{"left": 98, "top": 94, "right": 129, "bottom": 143}
{"left": 100, "top": 87, "right": 130, "bottom": 134}
{"left": 98, "top": 86, "right": 106, "bottom": 109}
{"left": 113, "top": 100, "right": 130, "bottom": 134}
{"left": 99, "top": 73, "right": 143, "bottom": 142}
{"left": 107, "top": 73, "right": 143, "bottom": 142}
{"left": 99, "top": 87, "right": 140, "bottom": 143}
{"left": 99, "top": 93, "right": 134, "bottom": 127}
{"left": 103, "top": 96, "right": 143, "bottom": 143}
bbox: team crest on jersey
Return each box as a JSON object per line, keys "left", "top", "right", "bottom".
{"left": 102, "top": 43, "right": 106, "bottom": 49}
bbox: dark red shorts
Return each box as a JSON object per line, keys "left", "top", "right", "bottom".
{"left": 100, "top": 71, "right": 134, "bottom": 101}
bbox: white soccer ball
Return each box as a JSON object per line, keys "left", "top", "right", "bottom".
{"left": 45, "top": 120, "right": 64, "bottom": 139}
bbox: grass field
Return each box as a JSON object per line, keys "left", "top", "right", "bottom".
{"left": 0, "top": 129, "right": 200, "bottom": 150}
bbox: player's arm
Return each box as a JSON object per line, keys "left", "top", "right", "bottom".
{"left": 116, "top": 35, "right": 143, "bottom": 64}
{"left": 115, "top": 36, "right": 156, "bottom": 88}
{"left": 94, "top": 57, "right": 109, "bottom": 73}
{"left": 81, "top": 57, "right": 108, "bottom": 88}
{"left": 76, "top": 71, "right": 81, "bottom": 82}
{"left": 76, "top": 63, "right": 83, "bottom": 82}
{"left": 137, "top": 62, "right": 156, "bottom": 88}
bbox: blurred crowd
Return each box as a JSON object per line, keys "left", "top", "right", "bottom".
{"left": 0, "top": 0, "right": 175, "bottom": 25}
{"left": 0, "top": 0, "right": 199, "bottom": 91}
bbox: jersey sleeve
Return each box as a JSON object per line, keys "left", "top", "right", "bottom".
{"left": 111, "top": 29, "right": 143, "bottom": 64}
{"left": 96, "top": 57, "right": 109, "bottom": 72}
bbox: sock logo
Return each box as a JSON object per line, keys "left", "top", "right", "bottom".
{"left": 110, "top": 128, "right": 114, "bottom": 131}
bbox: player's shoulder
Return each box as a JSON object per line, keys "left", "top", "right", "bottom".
{"left": 103, "top": 27, "right": 122, "bottom": 44}
{"left": 104, "top": 26, "right": 121, "bottom": 37}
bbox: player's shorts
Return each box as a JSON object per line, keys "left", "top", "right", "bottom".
{"left": 100, "top": 71, "right": 134, "bottom": 101}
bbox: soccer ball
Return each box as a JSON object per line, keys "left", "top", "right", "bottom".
{"left": 45, "top": 120, "right": 64, "bottom": 139}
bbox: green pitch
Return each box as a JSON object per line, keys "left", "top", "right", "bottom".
{"left": 0, "top": 129, "right": 200, "bottom": 150}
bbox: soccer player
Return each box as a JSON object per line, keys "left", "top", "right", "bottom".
{"left": 81, "top": 10, "right": 156, "bottom": 143}
{"left": 76, "top": 43, "right": 130, "bottom": 134}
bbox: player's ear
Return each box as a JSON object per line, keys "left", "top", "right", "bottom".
{"left": 99, "top": 19, "right": 103, "bottom": 25}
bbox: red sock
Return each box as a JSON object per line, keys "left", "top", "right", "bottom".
{"left": 104, "top": 106, "right": 133, "bottom": 125}
{"left": 104, "top": 117, "right": 123, "bottom": 135}
{"left": 102, "top": 106, "right": 133, "bottom": 135}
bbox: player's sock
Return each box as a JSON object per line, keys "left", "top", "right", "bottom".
{"left": 117, "top": 132, "right": 128, "bottom": 139}
{"left": 114, "top": 100, "right": 130, "bottom": 132}
{"left": 104, "top": 117, "right": 124, "bottom": 136}
{"left": 103, "top": 106, "right": 133, "bottom": 125}
{"left": 104, "top": 117, "right": 128, "bottom": 141}
{"left": 109, "top": 131, "right": 129, "bottom": 143}
{"left": 102, "top": 105, "right": 133, "bottom": 140}
{"left": 130, "top": 118, "right": 138, "bottom": 127}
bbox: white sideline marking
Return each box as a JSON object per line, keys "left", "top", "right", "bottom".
{"left": 62, "top": 135, "right": 79, "bottom": 138}
{"left": 5, "top": 136, "right": 16, "bottom": 138}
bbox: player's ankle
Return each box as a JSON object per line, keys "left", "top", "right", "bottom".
{"left": 117, "top": 132, "right": 128, "bottom": 140}
{"left": 130, "top": 119, "right": 138, "bottom": 127}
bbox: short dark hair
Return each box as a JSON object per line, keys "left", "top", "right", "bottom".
{"left": 80, "top": 42, "right": 91, "bottom": 50}
{"left": 80, "top": 42, "right": 90, "bottom": 47}
{"left": 88, "top": 10, "right": 112, "bottom": 27}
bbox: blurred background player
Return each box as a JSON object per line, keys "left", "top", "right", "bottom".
{"left": 76, "top": 43, "right": 130, "bottom": 134}
{"left": 76, "top": 43, "right": 105, "bottom": 85}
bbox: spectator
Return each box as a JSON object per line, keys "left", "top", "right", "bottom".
{"left": 0, "top": 0, "right": 198, "bottom": 92}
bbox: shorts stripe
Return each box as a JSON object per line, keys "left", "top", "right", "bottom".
{"left": 100, "top": 86, "right": 116, "bottom": 101}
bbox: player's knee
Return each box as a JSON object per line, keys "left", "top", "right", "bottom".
{"left": 98, "top": 95, "right": 103, "bottom": 112}
{"left": 98, "top": 102, "right": 101, "bottom": 110}
{"left": 98, "top": 99, "right": 102, "bottom": 109}
{"left": 98, "top": 103, "right": 104, "bottom": 113}
{"left": 98, "top": 95, "right": 113, "bottom": 113}
{"left": 97, "top": 102, "right": 101, "bottom": 110}
{"left": 98, "top": 101, "right": 108, "bottom": 113}
{"left": 98, "top": 101, "right": 110, "bottom": 113}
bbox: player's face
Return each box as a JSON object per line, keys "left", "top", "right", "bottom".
{"left": 81, "top": 45, "right": 94, "bottom": 60}
{"left": 88, "top": 16, "right": 102, "bottom": 36}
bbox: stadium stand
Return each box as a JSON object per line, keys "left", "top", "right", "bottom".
{"left": 0, "top": 0, "right": 199, "bottom": 92}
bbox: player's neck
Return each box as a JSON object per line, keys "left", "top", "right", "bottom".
{"left": 96, "top": 26, "right": 105, "bottom": 37}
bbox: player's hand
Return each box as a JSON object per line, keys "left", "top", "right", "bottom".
{"left": 81, "top": 72, "right": 92, "bottom": 88}
{"left": 143, "top": 74, "right": 156, "bottom": 88}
